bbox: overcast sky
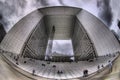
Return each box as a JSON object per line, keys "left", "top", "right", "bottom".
{"left": 0, "top": 0, "right": 119, "bottom": 32}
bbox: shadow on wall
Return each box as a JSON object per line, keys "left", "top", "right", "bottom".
{"left": 0, "top": 23, "right": 6, "bottom": 43}
{"left": 117, "top": 20, "right": 120, "bottom": 29}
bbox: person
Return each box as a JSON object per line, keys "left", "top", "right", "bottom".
{"left": 60, "top": 71, "right": 63, "bottom": 74}
{"left": 14, "top": 56, "right": 16, "bottom": 60}
{"left": 101, "top": 64, "right": 104, "bottom": 68}
{"left": 97, "top": 65, "right": 100, "bottom": 73}
{"left": 32, "top": 69, "right": 35, "bottom": 75}
{"left": 83, "top": 69, "right": 88, "bottom": 77}
{"left": 57, "top": 70, "right": 60, "bottom": 74}
{"left": 98, "top": 65, "right": 100, "bottom": 70}
{"left": 57, "top": 70, "right": 63, "bottom": 74}
{"left": 24, "top": 61, "right": 27, "bottom": 63}
{"left": 16, "top": 62, "right": 19, "bottom": 65}
{"left": 42, "top": 63, "right": 45, "bottom": 67}
{"left": 10, "top": 53, "right": 13, "bottom": 57}
{"left": 108, "top": 60, "right": 112, "bottom": 72}
{"left": 53, "top": 65, "right": 56, "bottom": 68}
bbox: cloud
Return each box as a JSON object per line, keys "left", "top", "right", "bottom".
{"left": 52, "top": 40, "right": 74, "bottom": 56}
{"left": 0, "top": 0, "right": 27, "bottom": 31}
{"left": 40, "top": 0, "right": 49, "bottom": 6}
{"left": 0, "top": 0, "right": 114, "bottom": 32}
{"left": 97, "top": 0, "right": 113, "bottom": 26}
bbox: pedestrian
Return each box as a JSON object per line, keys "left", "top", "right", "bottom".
{"left": 108, "top": 60, "right": 112, "bottom": 72}
{"left": 32, "top": 69, "right": 35, "bottom": 75}
{"left": 101, "top": 64, "right": 104, "bottom": 68}
{"left": 83, "top": 69, "right": 88, "bottom": 77}
{"left": 97, "top": 65, "right": 100, "bottom": 70}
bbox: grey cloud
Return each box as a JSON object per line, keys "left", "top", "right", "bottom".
{"left": 52, "top": 40, "right": 74, "bottom": 55}
{"left": 97, "top": 0, "right": 113, "bottom": 26}
{"left": 58, "top": 0, "right": 65, "bottom": 5}
{"left": 0, "top": 0, "right": 27, "bottom": 31}
{"left": 0, "top": 0, "right": 114, "bottom": 32}
{"left": 40, "top": 0, "right": 49, "bottom": 6}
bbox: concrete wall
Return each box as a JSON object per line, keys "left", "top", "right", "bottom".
{"left": 0, "top": 10, "right": 43, "bottom": 54}
{"left": 72, "top": 18, "right": 96, "bottom": 60}
{"left": 77, "top": 9, "right": 120, "bottom": 56}
{"left": 22, "top": 19, "right": 48, "bottom": 59}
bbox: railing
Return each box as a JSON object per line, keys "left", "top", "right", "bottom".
{"left": 0, "top": 48, "right": 119, "bottom": 62}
